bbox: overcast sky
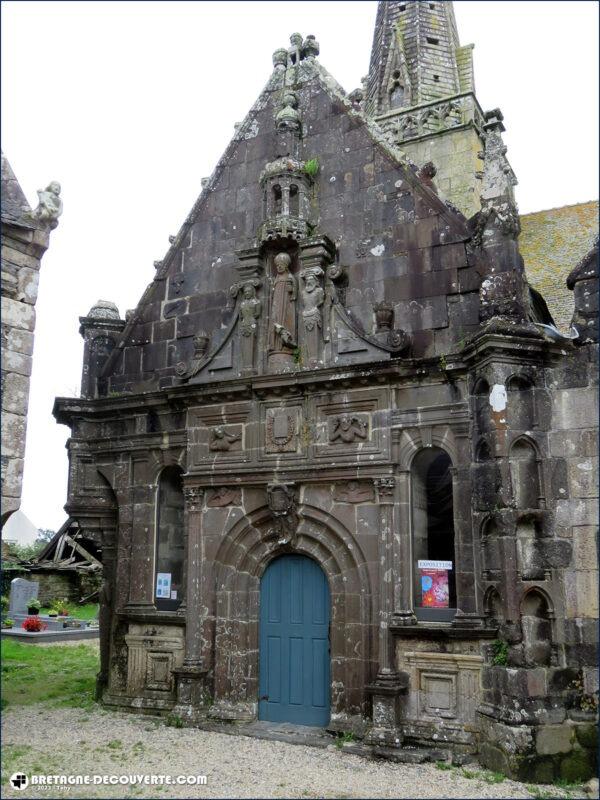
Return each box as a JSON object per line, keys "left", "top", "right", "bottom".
{"left": 2, "top": 1, "right": 598, "bottom": 532}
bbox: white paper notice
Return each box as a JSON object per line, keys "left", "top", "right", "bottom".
{"left": 156, "top": 573, "right": 172, "bottom": 598}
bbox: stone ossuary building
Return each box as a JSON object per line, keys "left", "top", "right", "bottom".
{"left": 53, "top": 2, "right": 598, "bottom": 781}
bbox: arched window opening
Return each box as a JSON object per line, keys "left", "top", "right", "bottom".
{"left": 289, "top": 184, "right": 299, "bottom": 216}
{"left": 507, "top": 375, "right": 535, "bottom": 430}
{"left": 516, "top": 516, "right": 544, "bottom": 581}
{"left": 473, "top": 378, "right": 491, "bottom": 433}
{"left": 481, "top": 517, "right": 500, "bottom": 577}
{"left": 521, "top": 590, "right": 552, "bottom": 667}
{"left": 389, "top": 82, "right": 405, "bottom": 109}
{"left": 412, "top": 448, "right": 456, "bottom": 621}
{"left": 155, "top": 466, "right": 184, "bottom": 611}
{"left": 484, "top": 587, "right": 504, "bottom": 627}
{"left": 510, "top": 439, "right": 541, "bottom": 509}
{"left": 273, "top": 184, "right": 282, "bottom": 216}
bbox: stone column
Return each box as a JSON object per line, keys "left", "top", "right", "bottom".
{"left": 173, "top": 486, "right": 208, "bottom": 721}
{"left": 392, "top": 467, "right": 417, "bottom": 626}
{"left": 365, "top": 477, "right": 408, "bottom": 749}
{"left": 96, "top": 526, "right": 117, "bottom": 699}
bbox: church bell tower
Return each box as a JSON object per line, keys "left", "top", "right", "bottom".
{"left": 365, "top": 0, "right": 498, "bottom": 218}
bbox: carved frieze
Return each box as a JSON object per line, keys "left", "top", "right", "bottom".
{"left": 206, "top": 487, "right": 242, "bottom": 508}
{"left": 333, "top": 481, "right": 375, "bottom": 504}
{"left": 329, "top": 414, "right": 368, "bottom": 444}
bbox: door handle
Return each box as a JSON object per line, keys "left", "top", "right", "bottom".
{"left": 259, "top": 695, "right": 269, "bottom": 701}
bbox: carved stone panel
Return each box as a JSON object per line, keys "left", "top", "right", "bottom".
{"left": 260, "top": 403, "right": 304, "bottom": 461}
{"left": 311, "top": 388, "right": 390, "bottom": 463}
{"left": 333, "top": 481, "right": 375, "bottom": 504}
{"left": 206, "top": 487, "right": 242, "bottom": 508}
{"left": 188, "top": 403, "right": 252, "bottom": 467}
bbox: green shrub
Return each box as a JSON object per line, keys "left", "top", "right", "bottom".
{"left": 491, "top": 639, "right": 509, "bottom": 666}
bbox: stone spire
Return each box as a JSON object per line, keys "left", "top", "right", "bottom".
{"left": 364, "top": 0, "right": 486, "bottom": 219}
{"left": 366, "top": 0, "right": 470, "bottom": 115}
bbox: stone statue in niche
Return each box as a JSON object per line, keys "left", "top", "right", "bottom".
{"left": 268, "top": 252, "right": 297, "bottom": 354}
{"left": 238, "top": 282, "right": 262, "bottom": 336}
{"left": 206, "top": 487, "right": 242, "bottom": 508}
{"left": 300, "top": 267, "right": 324, "bottom": 366}
{"left": 30, "top": 181, "right": 63, "bottom": 228}
{"left": 334, "top": 481, "right": 375, "bottom": 504}
{"left": 208, "top": 425, "right": 241, "bottom": 452}
{"left": 267, "top": 483, "right": 298, "bottom": 547}
{"left": 330, "top": 414, "right": 368, "bottom": 444}
{"left": 266, "top": 408, "right": 297, "bottom": 453}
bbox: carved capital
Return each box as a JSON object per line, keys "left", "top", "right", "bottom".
{"left": 374, "top": 477, "right": 396, "bottom": 501}
{"left": 183, "top": 487, "right": 204, "bottom": 511}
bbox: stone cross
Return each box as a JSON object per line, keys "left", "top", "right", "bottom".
{"left": 9, "top": 577, "right": 39, "bottom": 616}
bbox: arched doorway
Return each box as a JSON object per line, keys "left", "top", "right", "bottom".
{"left": 258, "top": 554, "right": 330, "bottom": 726}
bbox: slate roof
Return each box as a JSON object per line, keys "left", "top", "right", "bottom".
{"left": 520, "top": 200, "right": 599, "bottom": 333}
{"left": 1, "top": 151, "right": 34, "bottom": 228}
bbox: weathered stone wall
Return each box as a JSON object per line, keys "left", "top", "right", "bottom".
{"left": 402, "top": 126, "right": 484, "bottom": 220}
{"left": 1, "top": 221, "right": 50, "bottom": 524}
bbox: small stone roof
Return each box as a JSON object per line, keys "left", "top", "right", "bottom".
{"left": 1, "top": 151, "right": 33, "bottom": 228}
{"left": 520, "top": 200, "right": 599, "bottom": 332}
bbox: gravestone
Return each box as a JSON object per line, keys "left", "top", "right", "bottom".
{"left": 9, "top": 577, "right": 39, "bottom": 617}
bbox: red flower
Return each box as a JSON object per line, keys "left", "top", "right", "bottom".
{"left": 22, "top": 616, "right": 48, "bottom": 632}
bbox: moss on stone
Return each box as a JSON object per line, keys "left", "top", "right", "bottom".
{"left": 559, "top": 750, "right": 593, "bottom": 783}
{"left": 574, "top": 723, "right": 597, "bottom": 750}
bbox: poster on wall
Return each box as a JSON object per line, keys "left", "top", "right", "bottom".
{"left": 418, "top": 560, "right": 452, "bottom": 608}
{"left": 155, "top": 573, "right": 172, "bottom": 599}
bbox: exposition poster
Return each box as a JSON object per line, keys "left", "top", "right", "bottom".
{"left": 155, "top": 572, "right": 172, "bottom": 599}
{"left": 418, "top": 560, "right": 452, "bottom": 608}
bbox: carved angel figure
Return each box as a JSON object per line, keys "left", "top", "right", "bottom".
{"left": 209, "top": 425, "right": 241, "bottom": 452}
{"left": 330, "top": 414, "right": 368, "bottom": 444}
{"left": 31, "top": 181, "right": 63, "bottom": 227}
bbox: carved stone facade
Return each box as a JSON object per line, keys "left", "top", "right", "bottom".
{"left": 53, "top": 1, "right": 597, "bottom": 783}
{"left": 1, "top": 153, "right": 60, "bottom": 525}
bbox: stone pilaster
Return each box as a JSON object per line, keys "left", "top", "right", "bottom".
{"left": 365, "top": 476, "right": 407, "bottom": 748}
{"left": 173, "top": 486, "right": 209, "bottom": 720}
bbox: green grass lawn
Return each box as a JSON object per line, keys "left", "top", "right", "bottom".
{"left": 1, "top": 639, "right": 99, "bottom": 710}
{"left": 39, "top": 601, "right": 99, "bottom": 620}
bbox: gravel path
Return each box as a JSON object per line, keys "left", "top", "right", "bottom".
{"left": 1, "top": 705, "right": 588, "bottom": 799}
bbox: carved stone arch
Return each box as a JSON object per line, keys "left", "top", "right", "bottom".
{"left": 506, "top": 374, "right": 536, "bottom": 430}
{"left": 483, "top": 586, "right": 504, "bottom": 624}
{"left": 520, "top": 587, "right": 554, "bottom": 667}
{"left": 397, "top": 426, "right": 459, "bottom": 470}
{"left": 147, "top": 448, "right": 186, "bottom": 486}
{"left": 210, "top": 501, "right": 373, "bottom": 725}
{"left": 509, "top": 436, "right": 543, "bottom": 510}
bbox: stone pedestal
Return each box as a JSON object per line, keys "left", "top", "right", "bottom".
{"left": 364, "top": 672, "right": 409, "bottom": 748}
{"left": 172, "top": 664, "right": 210, "bottom": 722}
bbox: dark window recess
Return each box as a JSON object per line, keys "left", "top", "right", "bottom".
{"left": 427, "top": 37, "right": 440, "bottom": 45}
{"left": 412, "top": 449, "right": 456, "bottom": 621}
{"left": 155, "top": 466, "right": 184, "bottom": 611}
{"left": 273, "top": 184, "right": 282, "bottom": 216}
{"left": 433, "top": 75, "right": 440, "bottom": 83}
{"left": 389, "top": 83, "right": 405, "bottom": 109}
{"left": 429, "top": 3, "right": 435, "bottom": 7}
{"left": 399, "top": 5, "right": 406, "bottom": 11}
{"left": 289, "top": 184, "right": 299, "bottom": 216}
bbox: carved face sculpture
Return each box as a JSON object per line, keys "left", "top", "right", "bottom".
{"left": 274, "top": 253, "right": 291, "bottom": 275}
{"left": 340, "top": 415, "right": 352, "bottom": 431}
{"left": 304, "top": 275, "right": 317, "bottom": 292}
{"left": 243, "top": 284, "right": 255, "bottom": 299}
{"left": 213, "top": 426, "right": 225, "bottom": 439}
{"left": 48, "top": 181, "right": 61, "bottom": 196}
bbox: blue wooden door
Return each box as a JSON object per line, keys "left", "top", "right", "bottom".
{"left": 259, "top": 555, "right": 330, "bottom": 726}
